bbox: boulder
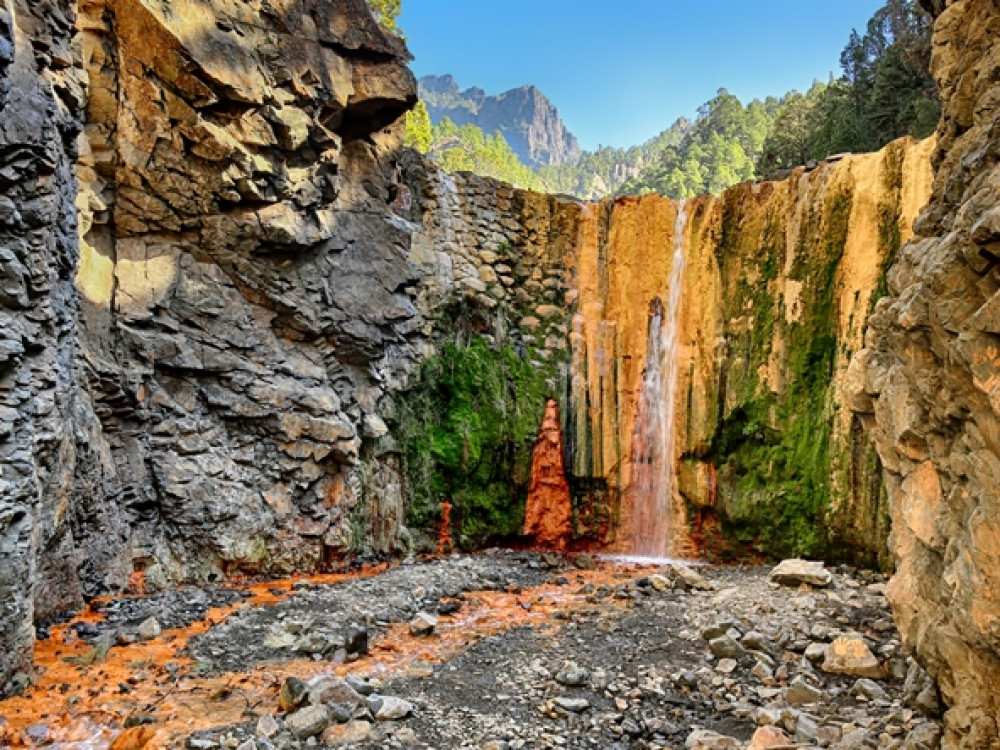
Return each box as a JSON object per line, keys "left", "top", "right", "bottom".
{"left": 409, "top": 612, "right": 438, "bottom": 637}
{"left": 684, "top": 729, "right": 742, "bottom": 749}
{"left": 769, "top": 559, "right": 833, "bottom": 588}
{"left": 822, "top": 635, "right": 883, "bottom": 679}
{"left": 374, "top": 696, "right": 414, "bottom": 721}
{"left": 748, "top": 726, "right": 794, "bottom": 750}
{"left": 285, "top": 705, "right": 330, "bottom": 739}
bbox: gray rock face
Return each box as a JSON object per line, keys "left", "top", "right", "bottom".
{"left": 418, "top": 75, "right": 582, "bottom": 167}
{"left": 71, "top": 0, "right": 422, "bottom": 591}
{"left": 0, "top": 0, "right": 108, "bottom": 693}
{"left": 1, "top": 0, "right": 434, "bottom": 695}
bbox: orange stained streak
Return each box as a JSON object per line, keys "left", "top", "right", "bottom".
{"left": 437, "top": 500, "right": 454, "bottom": 556}
{"left": 0, "top": 562, "right": 643, "bottom": 750}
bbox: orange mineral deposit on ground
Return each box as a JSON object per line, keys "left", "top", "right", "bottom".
{"left": 0, "top": 558, "right": 640, "bottom": 749}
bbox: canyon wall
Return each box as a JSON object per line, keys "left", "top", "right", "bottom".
{"left": 566, "top": 138, "right": 934, "bottom": 563}
{"left": 71, "top": 0, "right": 424, "bottom": 592}
{"left": 852, "top": 0, "right": 1000, "bottom": 746}
{"left": 0, "top": 0, "right": 91, "bottom": 693}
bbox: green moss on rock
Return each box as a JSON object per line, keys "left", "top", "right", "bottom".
{"left": 395, "top": 336, "right": 555, "bottom": 547}
{"left": 705, "top": 183, "right": 854, "bottom": 561}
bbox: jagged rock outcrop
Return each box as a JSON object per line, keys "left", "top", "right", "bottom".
{"left": 0, "top": 0, "right": 93, "bottom": 694}
{"left": 851, "top": 0, "right": 1000, "bottom": 746}
{"left": 0, "top": 0, "right": 431, "bottom": 694}
{"left": 72, "top": 0, "right": 421, "bottom": 589}
{"left": 418, "top": 74, "right": 582, "bottom": 167}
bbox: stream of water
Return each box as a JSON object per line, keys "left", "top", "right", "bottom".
{"left": 626, "top": 200, "right": 688, "bottom": 558}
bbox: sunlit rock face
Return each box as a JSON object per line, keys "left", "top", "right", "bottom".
{"left": 852, "top": 1, "right": 1000, "bottom": 746}
{"left": 566, "top": 138, "right": 933, "bottom": 564}
{"left": 70, "top": 0, "right": 421, "bottom": 596}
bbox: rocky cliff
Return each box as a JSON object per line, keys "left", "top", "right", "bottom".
{"left": 0, "top": 0, "right": 90, "bottom": 694}
{"left": 851, "top": 0, "right": 1000, "bottom": 746}
{"left": 72, "top": 0, "right": 423, "bottom": 592}
{"left": 565, "top": 138, "right": 934, "bottom": 563}
{"left": 418, "top": 74, "right": 582, "bottom": 167}
{"left": 1, "top": 0, "right": 431, "bottom": 694}
{"left": 3, "top": 2, "right": 999, "bottom": 743}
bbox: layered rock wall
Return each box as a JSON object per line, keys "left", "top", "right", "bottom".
{"left": 852, "top": 0, "right": 1000, "bottom": 746}
{"left": 567, "top": 138, "right": 934, "bottom": 563}
{"left": 1, "top": 0, "right": 440, "bottom": 694}
{"left": 0, "top": 0, "right": 93, "bottom": 692}
{"left": 69, "top": 0, "right": 427, "bottom": 589}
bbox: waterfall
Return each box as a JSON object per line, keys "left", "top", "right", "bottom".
{"left": 625, "top": 200, "right": 688, "bottom": 558}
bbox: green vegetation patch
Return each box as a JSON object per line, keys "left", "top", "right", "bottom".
{"left": 396, "top": 336, "right": 555, "bottom": 547}
{"left": 706, "top": 186, "right": 854, "bottom": 560}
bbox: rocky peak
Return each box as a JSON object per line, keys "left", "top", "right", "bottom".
{"left": 418, "top": 74, "right": 582, "bottom": 167}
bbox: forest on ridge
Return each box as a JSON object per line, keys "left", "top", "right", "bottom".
{"left": 388, "top": 0, "right": 938, "bottom": 199}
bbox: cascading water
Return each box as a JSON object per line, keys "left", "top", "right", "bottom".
{"left": 624, "top": 200, "right": 688, "bottom": 558}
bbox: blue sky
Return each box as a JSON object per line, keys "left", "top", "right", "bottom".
{"left": 400, "top": 1, "right": 886, "bottom": 151}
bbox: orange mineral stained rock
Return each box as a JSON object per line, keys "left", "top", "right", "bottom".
{"left": 523, "top": 399, "right": 573, "bottom": 549}
{"left": 437, "top": 499, "right": 454, "bottom": 555}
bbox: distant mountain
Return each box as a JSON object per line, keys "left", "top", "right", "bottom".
{"left": 419, "top": 75, "right": 582, "bottom": 168}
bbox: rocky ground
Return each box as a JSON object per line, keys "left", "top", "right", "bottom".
{"left": 148, "top": 553, "right": 945, "bottom": 750}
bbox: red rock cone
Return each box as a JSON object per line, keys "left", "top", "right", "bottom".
{"left": 523, "top": 399, "right": 572, "bottom": 550}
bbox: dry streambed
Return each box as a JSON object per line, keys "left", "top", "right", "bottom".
{"left": 0, "top": 553, "right": 943, "bottom": 750}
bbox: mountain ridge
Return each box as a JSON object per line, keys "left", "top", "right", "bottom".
{"left": 418, "top": 74, "right": 582, "bottom": 167}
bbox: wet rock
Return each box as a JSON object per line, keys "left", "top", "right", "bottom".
{"left": 770, "top": 559, "right": 833, "bottom": 588}
{"left": 344, "top": 626, "right": 369, "bottom": 656}
{"left": 278, "top": 677, "right": 309, "bottom": 712}
{"left": 521, "top": 399, "right": 572, "bottom": 549}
